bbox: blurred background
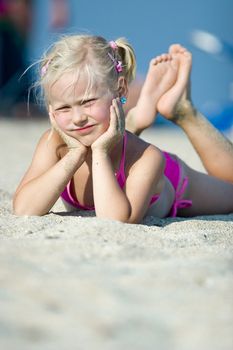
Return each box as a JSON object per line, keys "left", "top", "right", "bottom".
{"left": 0, "top": 0, "right": 233, "bottom": 131}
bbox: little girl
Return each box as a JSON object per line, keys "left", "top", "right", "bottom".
{"left": 13, "top": 34, "right": 233, "bottom": 223}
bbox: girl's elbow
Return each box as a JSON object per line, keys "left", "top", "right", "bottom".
{"left": 96, "top": 207, "right": 133, "bottom": 223}
{"left": 13, "top": 205, "right": 36, "bottom": 216}
{"left": 113, "top": 209, "right": 142, "bottom": 224}
{"left": 13, "top": 208, "right": 46, "bottom": 216}
{"left": 125, "top": 215, "right": 142, "bottom": 224}
{"left": 12, "top": 199, "right": 46, "bottom": 217}
{"left": 12, "top": 197, "right": 23, "bottom": 216}
{"left": 111, "top": 211, "right": 141, "bottom": 224}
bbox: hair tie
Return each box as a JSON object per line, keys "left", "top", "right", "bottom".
{"left": 109, "top": 40, "right": 118, "bottom": 50}
{"left": 116, "top": 61, "right": 123, "bottom": 73}
{"left": 41, "top": 60, "right": 51, "bottom": 77}
{"left": 108, "top": 53, "right": 123, "bottom": 73}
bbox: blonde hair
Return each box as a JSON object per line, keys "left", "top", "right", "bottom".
{"left": 36, "top": 34, "right": 136, "bottom": 107}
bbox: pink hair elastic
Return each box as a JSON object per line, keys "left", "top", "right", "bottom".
{"left": 41, "top": 60, "right": 51, "bottom": 77}
{"left": 109, "top": 40, "right": 118, "bottom": 50}
{"left": 108, "top": 53, "right": 123, "bottom": 73}
{"left": 108, "top": 41, "right": 123, "bottom": 73}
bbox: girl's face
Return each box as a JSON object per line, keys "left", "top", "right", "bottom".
{"left": 49, "top": 71, "right": 115, "bottom": 146}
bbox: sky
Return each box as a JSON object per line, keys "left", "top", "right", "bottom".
{"left": 30, "top": 0, "right": 233, "bottom": 127}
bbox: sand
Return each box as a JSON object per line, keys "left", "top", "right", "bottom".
{"left": 0, "top": 118, "right": 233, "bottom": 350}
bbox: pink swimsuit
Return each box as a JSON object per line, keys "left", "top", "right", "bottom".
{"left": 61, "top": 132, "right": 192, "bottom": 217}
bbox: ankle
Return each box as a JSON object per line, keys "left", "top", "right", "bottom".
{"left": 172, "top": 100, "right": 197, "bottom": 126}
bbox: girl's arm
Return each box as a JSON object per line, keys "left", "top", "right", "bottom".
{"left": 91, "top": 98, "right": 165, "bottom": 223}
{"left": 13, "top": 129, "right": 87, "bottom": 216}
{"left": 92, "top": 143, "right": 165, "bottom": 223}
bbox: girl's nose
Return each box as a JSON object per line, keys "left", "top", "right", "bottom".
{"left": 72, "top": 107, "right": 88, "bottom": 124}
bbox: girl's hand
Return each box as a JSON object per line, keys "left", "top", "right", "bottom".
{"left": 49, "top": 112, "right": 88, "bottom": 155}
{"left": 91, "top": 98, "right": 125, "bottom": 153}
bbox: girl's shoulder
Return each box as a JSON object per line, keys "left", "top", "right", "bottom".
{"left": 125, "top": 131, "right": 165, "bottom": 196}
{"left": 126, "top": 131, "right": 164, "bottom": 165}
{"left": 37, "top": 128, "right": 67, "bottom": 159}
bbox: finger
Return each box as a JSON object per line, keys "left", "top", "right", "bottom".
{"left": 48, "top": 112, "right": 57, "bottom": 129}
{"left": 109, "top": 104, "right": 118, "bottom": 132}
{"left": 115, "top": 98, "right": 125, "bottom": 132}
{"left": 113, "top": 99, "right": 123, "bottom": 132}
{"left": 49, "top": 113, "right": 66, "bottom": 142}
{"left": 49, "top": 113, "right": 64, "bottom": 137}
{"left": 48, "top": 112, "right": 53, "bottom": 124}
{"left": 49, "top": 111, "right": 54, "bottom": 122}
{"left": 112, "top": 99, "right": 120, "bottom": 121}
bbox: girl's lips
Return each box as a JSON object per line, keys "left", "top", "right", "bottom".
{"left": 73, "top": 124, "right": 95, "bottom": 133}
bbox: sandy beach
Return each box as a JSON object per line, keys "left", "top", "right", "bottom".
{"left": 0, "top": 118, "right": 232, "bottom": 350}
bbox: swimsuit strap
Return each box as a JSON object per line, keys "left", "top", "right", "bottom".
{"left": 115, "top": 132, "right": 127, "bottom": 188}
{"left": 162, "top": 151, "right": 180, "bottom": 190}
{"left": 169, "top": 176, "right": 192, "bottom": 217}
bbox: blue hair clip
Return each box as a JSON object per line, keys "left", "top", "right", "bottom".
{"left": 120, "top": 96, "right": 127, "bottom": 104}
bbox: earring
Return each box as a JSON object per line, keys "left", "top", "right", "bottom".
{"left": 120, "top": 96, "right": 127, "bottom": 104}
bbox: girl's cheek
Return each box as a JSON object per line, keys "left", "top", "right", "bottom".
{"left": 95, "top": 105, "right": 111, "bottom": 122}
{"left": 54, "top": 115, "right": 69, "bottom": 130}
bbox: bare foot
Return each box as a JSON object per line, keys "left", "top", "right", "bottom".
{"left": 126, "top": 53, "right": 178, "bottom": 135}
{"left": 157, "top": 44, "right": 194, "bottom": 123}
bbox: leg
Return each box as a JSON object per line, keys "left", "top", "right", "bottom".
{"left": 125, "top": 53, "right": 178, "bottom": 135}
{"left": 174, "top": 109, "right": 233, "bottom": 183}
{"left": 157, "top": 44, "right": 233, "bottom": 183}
{"left": 178, "top": 161, "right": 233, "bottom": 216}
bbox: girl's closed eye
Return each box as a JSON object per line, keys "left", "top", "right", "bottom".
{"left": 55, "top": 105, "right": 71, "bottom": 112}
{"left": 82, "top": 98, "right": 97, "bottom": 107}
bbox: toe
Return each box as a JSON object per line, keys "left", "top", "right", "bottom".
{"left": 169, "top": 43, "right": 184, "bottom": 54}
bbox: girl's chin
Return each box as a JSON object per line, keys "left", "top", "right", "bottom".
{"left": 77, "top": 137, "right": 97, "bottom": 148}
{"left": 72, "top": 128, "right": 106, "bottom": 147}
{"left": 81, "top": 141, "right": 92, "bottom": 147}
{"left": 78, "top": 132, "right": 105, "bottom": 147}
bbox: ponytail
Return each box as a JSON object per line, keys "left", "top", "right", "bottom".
{"left": 115, "top": 37, "right": 136, "bottom": 84}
